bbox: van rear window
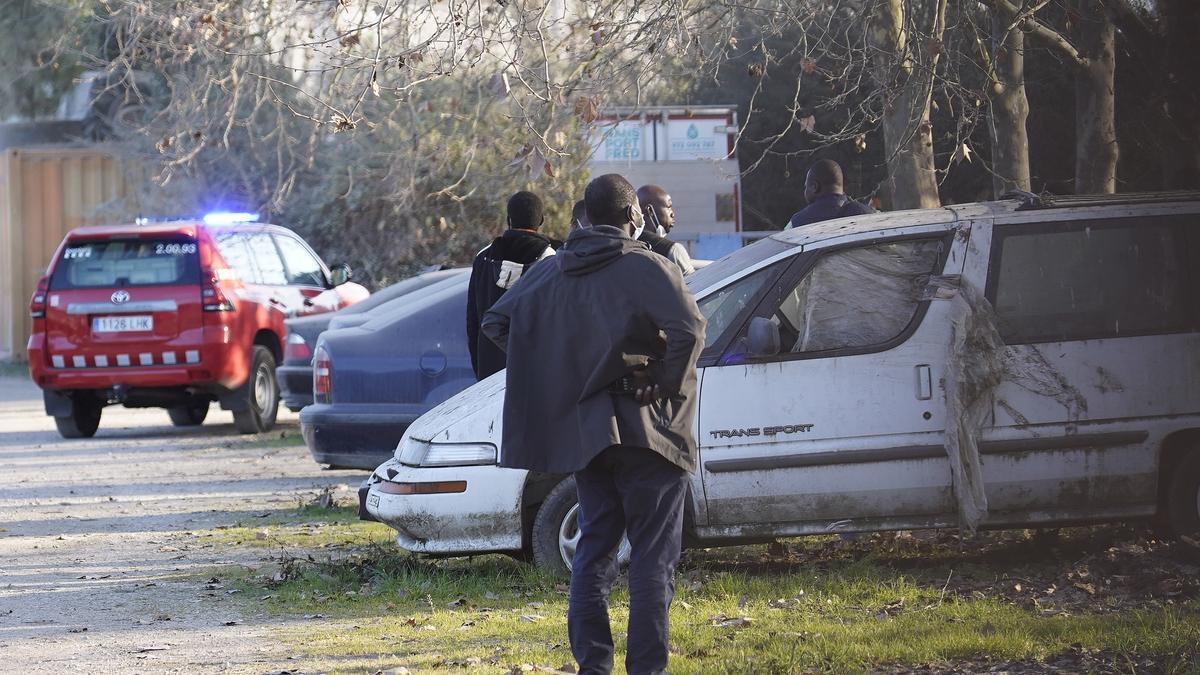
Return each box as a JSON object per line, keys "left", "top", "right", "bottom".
{"left": 50, "top": 238, "right": 200, "bottom": 289}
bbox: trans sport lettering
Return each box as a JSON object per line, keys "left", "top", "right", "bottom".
{"left": 709, "top": 424, "right": 814, "bottom": 439}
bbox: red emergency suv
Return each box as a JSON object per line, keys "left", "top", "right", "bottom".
{"left": 27, "top": 214, "right": 368, "bottom": 439}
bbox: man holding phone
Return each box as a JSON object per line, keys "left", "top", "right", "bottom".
{"left": 635, "top": 184, "right": 695, "bottom": 276}
{"left": 482, "top": 174, "right": 705, "bottom": 675}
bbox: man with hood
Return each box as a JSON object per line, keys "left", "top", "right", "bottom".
{"left": 635, "top": 184, "right": 695, "bottom": 275}
{"left": 466, "top": 190, "right": 557, "bottom": 380}
{"left": 482, "top": 174, "right": 705, "bottom": 675}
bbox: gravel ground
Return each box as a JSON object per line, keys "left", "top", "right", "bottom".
{"left": 0, "top": 375, "right": 369, "bottom": 673}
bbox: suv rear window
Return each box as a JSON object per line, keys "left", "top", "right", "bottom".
{"left": 50, "top": 238, "right": 201, "bottom": 290}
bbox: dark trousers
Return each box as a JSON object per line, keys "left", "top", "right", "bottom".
{"left": 568, "top": 445, "right": 689, "bottom": 675}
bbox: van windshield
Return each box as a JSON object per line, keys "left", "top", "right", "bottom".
{"left": 50, "top": 238, "right": 201, "bottom": 290}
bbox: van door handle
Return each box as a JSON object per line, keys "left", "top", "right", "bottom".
{"left": 915, "top": 364, "right": 933, "bottom": 400}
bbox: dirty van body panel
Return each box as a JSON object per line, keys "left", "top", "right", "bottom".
{"left": 964, "top": 205, "right": 1200, "bottom": 524}
{"left": 697, "top": 221, "right": 968, "bottom": 528}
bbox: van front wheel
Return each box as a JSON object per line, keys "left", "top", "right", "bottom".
{"left": 1165, "top": 451, "right": 1200, "bottom": 539}
{"left": 530, "top": 477, "right": 632, "bottom": 577}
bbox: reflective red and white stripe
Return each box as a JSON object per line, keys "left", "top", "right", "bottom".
{"left": 50, "top": 350, "right": 201, "bottom": 368}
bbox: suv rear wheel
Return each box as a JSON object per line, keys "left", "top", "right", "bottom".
{"left": 167, "top": 400, "right": 209, "bottom": 426}
{"left": 55, "top": 397, "right": 102, "bottom": 439}
{"left": 233, "top": 346, "right": 279, "bottom": 434}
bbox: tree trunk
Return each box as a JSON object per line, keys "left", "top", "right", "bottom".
{"left": 1161, "top": 0, "right": 1200, "bottom": 188}
{"left": 869, "top": 0, "right": 943, "bottom": 210}
{"left": 1073, "top": 0, "right": 1117, "bottom": 194}
{"left": 988, "top": 10, "right": 1030, "bottom": 197}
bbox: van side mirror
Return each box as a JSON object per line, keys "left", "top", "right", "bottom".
{"left": 746, "top": 317, "right": 781, "bottom": 358}
{"left": 329, "top": 263, "right": 352, "bottom": 287}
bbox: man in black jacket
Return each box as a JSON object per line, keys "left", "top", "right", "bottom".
{"left": 635, "top": 184, "right": 695, "bottom": 275}
{"left": 785, "top": 159, "right": 873, "bottom": 229}
{"left": 482, "top": 174, "right": 705, "bottom": 675}
{"left": 466, "top": 191, "right": 556, "bottom": 380}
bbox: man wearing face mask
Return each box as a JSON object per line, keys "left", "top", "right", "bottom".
{"left": 635, "top": 184, "right": 695, "bottom": 276}
{"left": 481, "top": 174, "right": 705, "bottom": 675}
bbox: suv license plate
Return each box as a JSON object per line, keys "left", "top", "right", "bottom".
{"left": 93, "top": 316, "right": 153, "bottom": 332}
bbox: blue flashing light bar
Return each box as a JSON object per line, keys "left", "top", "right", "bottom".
{"left": 203, "top": 212, "right": 260, "bottom": 225}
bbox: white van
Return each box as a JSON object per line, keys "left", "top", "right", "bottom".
{"left": 361, "top": 193, "right": 1200, "bottom": 574}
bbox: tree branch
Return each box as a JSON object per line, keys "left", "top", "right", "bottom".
{"left": 981, "top": 0, "right": 1089, "bottom": 68}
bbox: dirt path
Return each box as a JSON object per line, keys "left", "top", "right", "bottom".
{"left": 0, "top": 375, "right": 369, "bottom": 673}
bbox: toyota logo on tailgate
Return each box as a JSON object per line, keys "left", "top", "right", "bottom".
{"left": 111, "top": 290, "right": 130, "bottom": 304}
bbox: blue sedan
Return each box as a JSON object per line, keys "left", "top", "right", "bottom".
{"left": 300, "top": 272, "right": 475, "bottom": 469}
{"left": 279, "top": 268, "right": 465, "bottom": 411}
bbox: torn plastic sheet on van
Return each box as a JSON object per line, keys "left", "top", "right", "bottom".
{"left": 782, "top": 240, "right": 943, "bottom": 353}
{"left": 931, "top": 275, "right": 1089, "bottom": 533}
{"left": 937, "top": 277, "right": 1001, "bottom": 532}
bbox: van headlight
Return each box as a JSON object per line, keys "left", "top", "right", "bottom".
{"left": 398, "top": 437, "right": 497, "bottom": 467}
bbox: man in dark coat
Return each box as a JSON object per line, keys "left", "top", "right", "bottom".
{"left": 785, "top": 159, "right": 874, "bottom": 229}
{"left": 636, "top": 184, "right": 695, "bottom": 275}
{"left": 482, "top": 174, "right": 705, "bottom": 675}
{"left": 466, "top": 191, "right": 557, "bottom": 380}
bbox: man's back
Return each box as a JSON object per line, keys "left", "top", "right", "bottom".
{"left": 483, "top": 174, "right": 705, "bottom": 675}
{"left": 787, "top": 193, "right": 873, "bottom": 229}
{"left": 466, "top": 229, "right": 554, "bottom": 380}
{"left": 482, "top": 225, "right": 704, "bottom": 474}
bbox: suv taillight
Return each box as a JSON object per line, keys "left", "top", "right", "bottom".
{"left": 313, "top": 346, "right": 332, "bottom": 401}
{"left": 201, "top": 267, "right": 235, "bottom": 312}
{"left": 29, "top": 276, "right": 49, "bottom": 319}
{"left": 285, "top": 333, "right": 311, "bottom": 362}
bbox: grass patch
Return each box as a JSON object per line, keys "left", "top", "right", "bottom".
{"left": 223, "top": 527, "right": 1200, "bottom": 673}
{"left": 193, "top": 503, "right": 395, "bottom": 550}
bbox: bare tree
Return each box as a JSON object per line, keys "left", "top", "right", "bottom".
{"left": 979, "top": 0, "right": 1117, "bottom": 194}
{"left": 868, "top": 0, "right": 948, "bottom": 209}
{"left": 973, "top": 4, "right": 1032, "bottom": 196}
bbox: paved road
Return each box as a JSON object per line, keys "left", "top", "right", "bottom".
{"left": 0, "top": 375, "right": 368, "bottom": 673}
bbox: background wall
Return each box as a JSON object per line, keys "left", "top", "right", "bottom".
{"left": 0, "top": 147, "right": 129, "bottom": 360}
